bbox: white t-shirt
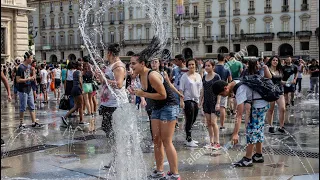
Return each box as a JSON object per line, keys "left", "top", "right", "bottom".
{"left": 179, "top": 72, "right": 203, "bottom": 103}
{"left": 40, "top": 69, "right": 48, "bottom": 84}
{"left": 234, "top": 80, "right": 269, "bottom": 108}
{"left": 53, "top": 68, "right": 61, "bottom": 79}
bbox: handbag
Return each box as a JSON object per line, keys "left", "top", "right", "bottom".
{"left": 50, "top": 81, "right": 55, "bottom": 91}
{"left": 92, "top": 80, "right": 99, "bottom": 91}
{"left": 59, "top": 95, "right": 70, "bottom": 110}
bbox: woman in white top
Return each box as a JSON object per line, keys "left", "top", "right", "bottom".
{"left": 53, "top": 64, "right": 62, "bottom": 100}
{"left": 179, "top": 59, "right": 203, "bottom": 147}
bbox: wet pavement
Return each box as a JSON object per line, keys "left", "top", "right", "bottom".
{"left": 1, "top": 75, "right": 319, "bottom": 180}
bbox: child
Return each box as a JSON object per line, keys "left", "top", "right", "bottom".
{"left": 212, "top": 80, "right": 269, "bottom": 167}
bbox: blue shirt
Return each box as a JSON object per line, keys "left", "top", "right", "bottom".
{"left": 215, "top": 64, "right": 231, "bottom": 81}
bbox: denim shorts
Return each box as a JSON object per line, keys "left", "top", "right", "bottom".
{"left": 151, "top": 105, "right": 179, "bottom": 121}
{"left": 18, "top": 90, "right": 35, "bottom": 112}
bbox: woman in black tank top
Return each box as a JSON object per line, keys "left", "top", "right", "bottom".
{"left": 130, "top": 53, "right": 181, "bottom": 179}
{"left": 266, "top": 56, "right": 286, "bottom": 134}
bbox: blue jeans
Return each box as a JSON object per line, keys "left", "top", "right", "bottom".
{"left": 18, "top": 90, "right": 35, "bottom": 112}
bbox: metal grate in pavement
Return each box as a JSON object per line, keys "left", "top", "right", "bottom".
{"left": 263, "top": 147, "right": 319, "bottom": 159}
{"left": 73, "top": 134, "right": 106, "bottom": 141}
{"left": 1, "top": 144, "right": 58, "bottom": 159}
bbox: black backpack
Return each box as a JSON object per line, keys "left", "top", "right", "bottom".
{"left": 233, "top": 74, "right": 282, "bottom": 102}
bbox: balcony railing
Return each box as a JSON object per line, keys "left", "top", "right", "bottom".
{"left": 216, "top": 35, "right": 228, "bottom": 43}
{"left": 1, "top": 0, "right": 15, "bottom": 5}
{"left": 186, "top": 36, "right": 200, "bottom": 43}
{"left": 233, "top": 9, "right": 240, "bottom": 16}
{"left": 205, "top": 12, "right": 211, "bottom": 18}
{"left": 248, "top": 8, "right": 255, "bottom": 15}
{"left": 296, "top": 31, "right": 312, "bottom": 38}
{"left": 191, "top": 13, "right": 199, "bottom": 21}
{"left": 301, "top": 4, "right": 309, "bottom": 11}
{"left": 264, "top": 6, "right": 272, "bottom": 13}
{"left": 277, "top": 32, "right": 293, "bottom": 39}
{"left": 183, "top": 13, "right": 190, "bottom": 20}
{"left": 231, "top": 34, "right": 241, "bottom": 41}
{"left": 202, "top": 36, "right": 214, "bottom": 43}
{"left": 282, "top": 5, "right": 289, "bottom": 12}
{"left": 242, "top": 32, "right": 275, "bottom": 40}
{"left": 219, "top": 10, "right": 226, "bottom": 17}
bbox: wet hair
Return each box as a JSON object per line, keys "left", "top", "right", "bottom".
{"left": 108, "top": 43, "right": 121, "bottom": 56}
{"left": 212, "top": 80, "right": 228, "bottom": 95}
{"left": 24, "top": 51, "right": 33, "bottom": 60}
{"left": 134, "top": 36, "right": 162, "bottom": 65}
{"left": 67, "top": 61, "right": 74, "bottom": 69}
{"left": 217, "top": 54, "right": 224, "bottom": 61}
{"left": 175, "top": 54, "right": 185, "bottom": 62}
{"left": 205, "top": 59, "right": 215, "bottom": 67}
{"left": 229, "top": 52, "right": 235, "bottom": 58}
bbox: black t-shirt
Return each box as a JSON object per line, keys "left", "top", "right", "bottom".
{"left": 16, "top": 64, "right": 32, "bottom": 93}
{"left": 309, "top": 65, "right": 319, "bottom": 77}
{"left": 282, "top": 64, "right": 298, "bottom": 81}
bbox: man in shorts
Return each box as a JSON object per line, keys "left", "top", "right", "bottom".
{"left": 282, "top": 56, "right": 298, "bottom": 106}
{"left": 213, "top": 80, "right": 269, "bottom": 167}
{"left": 215, "top": 54, "right": 232, "bottom": 130}
{"left": 53, "top": 64, "right": 62, "bottom": 100}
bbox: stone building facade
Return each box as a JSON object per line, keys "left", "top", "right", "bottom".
{"left": 1, "top": 0, "right": 34, "bottom": 64}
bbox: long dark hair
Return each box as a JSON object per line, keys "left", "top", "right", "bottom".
{"left": 247, "top": 59, "right": 259, "bottom": 75}
{"left": 267, "top": 56, "right": 283, "bottom": 73}
{"left": 134, "top": 36, "right": 162, "bottom": 65}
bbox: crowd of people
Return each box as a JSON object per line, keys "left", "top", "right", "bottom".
{"left": 1, "top": 42, "right": 319, "bottom": 179}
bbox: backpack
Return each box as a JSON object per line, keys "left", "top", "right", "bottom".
{"left": 233, "top": 74, "right": 282, "bottom": 102}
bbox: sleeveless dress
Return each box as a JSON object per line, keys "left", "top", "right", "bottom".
{"left": 202, "top": 74, "right": 221, "bottom": 114}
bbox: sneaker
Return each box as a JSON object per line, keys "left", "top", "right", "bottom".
{"left": 269, "top": 127, "right": 275, "bottom": 133}
{"left": 192, "top": 139, "right": 199, "bottom": 144}
{"left": 149, "top": 169, "right": 165, "bottom": 178}
{"left": 232, "top": 157, "right": 253, "bottom": 167}
{"left": 1, "top": 139, "right": 5, "bottom": 147}
{"left": 278, "top": 127, "right": 286, "bottom": 134}
{"left": 252, "top": 153, "right": 264, "bottom": 163}
{"left": 291, "top": 101, "right": 294, "bottom": 106}
{"left": 185, "top": 140, "right": 198, "bottom": 147}
{"left": 160, "top": 171, "right": 180, "bottom": 180}
{"left": 31, "top": 122, "right": 44, "bottom": 128}
{"left": 212, "top": 143, "right": 221, "bottom": 150}
{"left": 204, "top": 143, "right": 214, "bottom": 149}
{"left": 18, "top": 123, "right": 27, "bottom": 129}
{"left": 220, "top": 126, "right": 226, "bottom": 131}
{"left": 175, "top": 123, "right": 179, "bottom": 129}
{"left": 61, "top": 116, "right": 69, "bottom": 126}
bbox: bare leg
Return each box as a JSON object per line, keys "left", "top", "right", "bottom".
{"left": 160, "top": 120, "right": 178, "bottom": 174}
{"left": 277, "top": 95, "right": 286, "bottom": 128}
{"left": 245, "top": 144, "right": 255, "bottom": 159}
{"left": 266, "top": 102, "right": 276, "bottom": 126}
{"left": 152, "top": 120, "right": 164, "bottom": 172}
{"left": 220, "top": 107, "right": 226, "bottom": 127}
{"left": 211, "top": 113, "right": 219, "bottom": 144}
{"left": 205, "top": 113, "right": 213, "bottom": 143}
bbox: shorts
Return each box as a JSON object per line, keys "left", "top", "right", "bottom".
{"left": 151, "top": 105, "right": 179, "bottom": 121}
{"left": 31, "top": 82, "right": 37, "bottom": 92}
{"left": 18, "top": 90, "right": 35, "bottom": 112}
{"left": 220, "top": 96, "right": 228, "bottom": 108}
{"left": 71, "top": 87, "right": 82, "bottom": 97}
{"left": 40, "top": 84, "right": 47, "bottom": 93}
{"left": 284, "top": 85, "right": 295, "bottom": 93}
{"left": 55, "top": 79, "right": 61, "bottom": 89}
{"left": 83, "top": 83, "right": 93, "bottom": 93}
{"left": 246, "top": 105, "right": 269, "bottom": 144}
